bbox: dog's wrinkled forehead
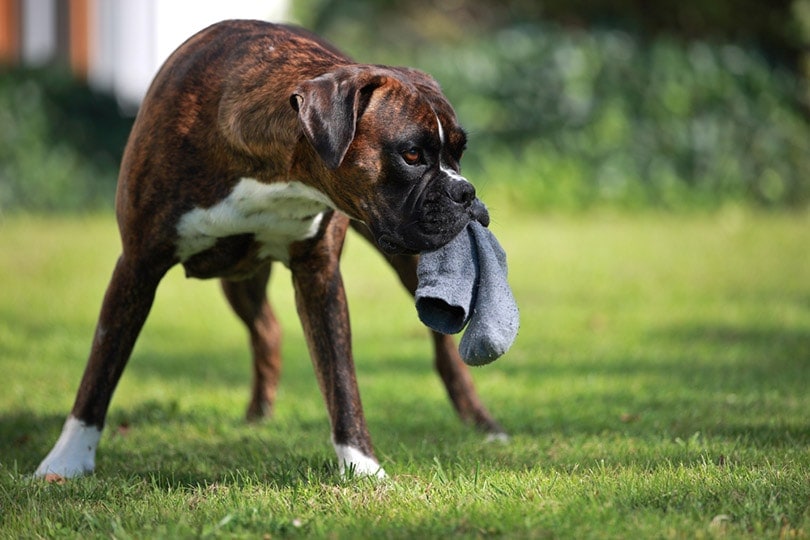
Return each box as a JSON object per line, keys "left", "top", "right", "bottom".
{"left": 368, "top": 69, "right": 466, "bottom": 150}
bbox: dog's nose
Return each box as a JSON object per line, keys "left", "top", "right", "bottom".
{"left": 448, "top": 180, "right": 476, "bottom": 206}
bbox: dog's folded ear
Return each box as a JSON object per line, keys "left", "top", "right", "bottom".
{"left": 292, "top": 68, "right": 386, "bottom": 170}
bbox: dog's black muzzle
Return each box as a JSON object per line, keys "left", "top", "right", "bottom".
{"left": 373, "top": 177, "right": 489, "bottom": 255}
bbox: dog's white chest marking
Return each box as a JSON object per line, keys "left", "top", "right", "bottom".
{"left": 175, "top": 178, "right": 335, "bottom": 266}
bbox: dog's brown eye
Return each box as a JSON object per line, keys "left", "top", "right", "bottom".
{"left": 402, "top": 148, "right": 422, "bottom": 165}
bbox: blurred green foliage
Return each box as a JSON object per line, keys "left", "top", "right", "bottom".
{"left": 418, "top": 27, "right": 810, "bottom": 210}
{"left": 2, "top": 1, "right": 810, "bottom": 212}
{"left": 299, "top": 0, "right": 809, "bottom": 66}
{"left": 297, "top": 1, "right": 810, "bottom": 210}
{"left": 0, "top": 66, "right": 132, "bottom": 213}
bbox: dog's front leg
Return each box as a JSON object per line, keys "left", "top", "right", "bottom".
{"left": 289, "top": 215, "right": 385, "bottom": 479}
{"left": 35, "top": 254, "right": 169, "bottom": 479}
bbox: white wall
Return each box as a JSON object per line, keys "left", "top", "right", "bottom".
{"left": 88, "top": 0, "right": 290, "bottom": 111}
{"left": 20, "top": 0, "right": 57, "bottom": 65}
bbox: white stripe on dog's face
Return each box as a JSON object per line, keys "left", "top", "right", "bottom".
{"left": 436, "top": 113, "right": 446, "bottom": 145}
{"left": 435, "top": 115, "right": 465, "bottom": 182}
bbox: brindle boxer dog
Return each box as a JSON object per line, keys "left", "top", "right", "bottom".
{"left": 35, "top": 19, "right": 503, "bottom": 480}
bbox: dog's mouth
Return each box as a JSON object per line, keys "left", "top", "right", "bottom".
{"left": 469, "top": 198, "right": 490, "bottom": 227}
{"left": 373, "top": 198, "right": 490, "bottom": 255}
{"left": 376, "top": 234, "right": 414, "bottom": 255}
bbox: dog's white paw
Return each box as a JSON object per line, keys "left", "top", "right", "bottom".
{"left": 34, "top": 416, "right": 101, "bottom": 480}
{"left": 333, "top": 443, "right": 386, "bottom": 479}
{"left": 485, "top": 431, "right": 510, "bottom": 444}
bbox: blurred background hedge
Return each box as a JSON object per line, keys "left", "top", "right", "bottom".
{"left": 0, "top": 66, "right": 132, "bottom": 213}
{"left": 2, "top": 0, "right": 810, "bottom": 213}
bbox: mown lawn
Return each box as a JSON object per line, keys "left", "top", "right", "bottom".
{"left": 1, "top": 210, "right": 808, "bottom": 538}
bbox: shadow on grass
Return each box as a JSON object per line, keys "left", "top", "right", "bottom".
{"left": 5, "top": 315, "right": 808, "bottom": 488}
{"left": 0, "top": 407, "right": 342, "bottom": 488}
{"left": 471, "top": 318, "right": 810, "bottom": 446}
{"left": 655, "top": 322, "right": 810, "bottom": 359}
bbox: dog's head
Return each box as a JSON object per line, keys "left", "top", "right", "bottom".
{"left": 291, "top": 65, "right": 489, "bottom": 254}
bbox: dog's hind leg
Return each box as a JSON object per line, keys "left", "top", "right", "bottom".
{"left": 220, "top": 264, "right": 282, "bottom": 422}
{"left": 349, "top": 221, "right": 506, "bottom": 437}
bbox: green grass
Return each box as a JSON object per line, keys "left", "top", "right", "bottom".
{"left": 1, "top": 210, "right": 809, "bottom": 538}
